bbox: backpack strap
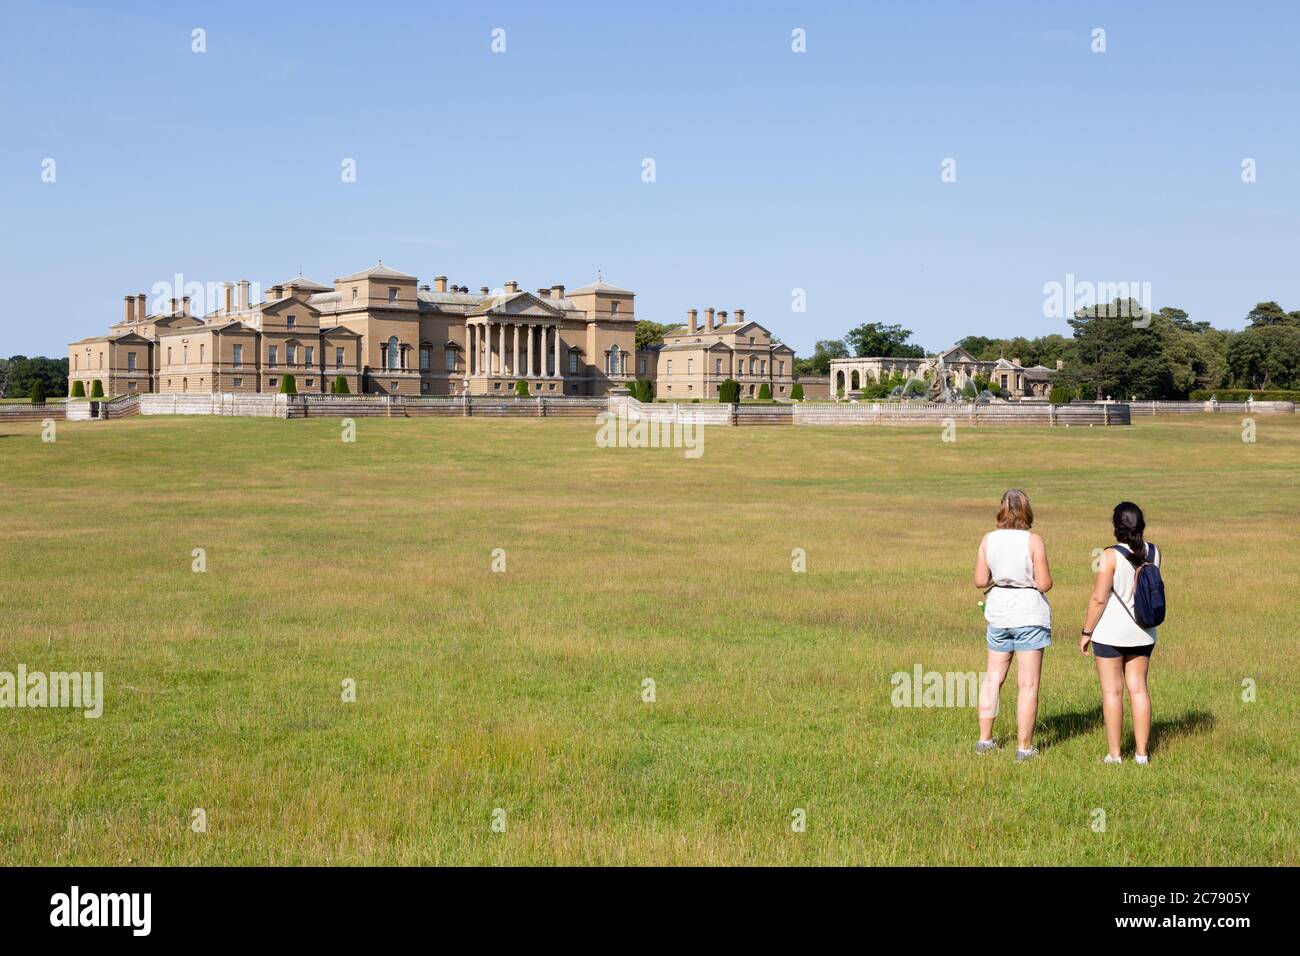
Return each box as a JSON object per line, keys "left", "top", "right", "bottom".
{"left": 1105, "top": 544, "right": 1142, "bottom": 626}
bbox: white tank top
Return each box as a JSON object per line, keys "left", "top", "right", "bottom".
{"left": 1093, "top": 543, "right": 1160, "bottom": 647}
{"left": 983, "top": 529, "right": 1052, "bottom": 629}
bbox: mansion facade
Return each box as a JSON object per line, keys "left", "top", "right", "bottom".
{"left": 68, "top": 263, "right": 800, "bottom": 402}
{"left": 69, "top": 264, "right": 653, "bottom": 398}
{"left": 830, "top": 346, "right": 1059, "bottom": 399}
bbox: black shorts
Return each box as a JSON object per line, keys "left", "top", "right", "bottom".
{"left": 1092, "top": 641, "right": 1154, "bottom": 659}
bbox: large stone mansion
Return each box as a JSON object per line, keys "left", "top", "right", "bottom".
{"left": 68, "top": 263, "right": 795, "bottom": 400}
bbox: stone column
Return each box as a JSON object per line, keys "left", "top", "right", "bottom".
{"left": 467, "top": 324, "right": 475, "bottom": 376}
{"left": 512, "top": 324, "right": 520, "bottom": 378}
{"left": 553, "top": 325, "right": 561, "bottom": 379}
{"left": 526, "top": 324, "right": 535, "bottom": 378}
{"left": 499, "top": 322, "right": 508, "bottom": 376}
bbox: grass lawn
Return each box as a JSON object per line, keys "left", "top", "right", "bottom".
{"left": 0, "top": 414, "right": 1297, "bottom": 865}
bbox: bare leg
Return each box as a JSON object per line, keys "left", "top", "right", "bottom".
{"left": 1096, "top": 656, "right": 1125, "bottom": 758}
{"left": 979, "top": 650, "right": 1012, "bottom": 741}
{"left": 1124, "top": 654, "right": 1152, "bottom": 757}
{"left": 1015, "top": 650, "right": 1042, "bottom": 750}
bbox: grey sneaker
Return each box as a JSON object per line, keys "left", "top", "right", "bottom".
{"left": 976, "top": 740, "right": 999, "bottom": 755}
{"left": 1015, "top": 747, "right": 1040, "bottom": 762}
{"left": 1104, "top": 754, "right": 1122, "bottom": 765}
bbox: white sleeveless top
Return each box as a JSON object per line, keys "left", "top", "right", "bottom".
{"left": 1093, "top": 543, "right": 1160, "bottom": 647}
{"left": 983, "top": 529, "right": 1051, "bottom": 629}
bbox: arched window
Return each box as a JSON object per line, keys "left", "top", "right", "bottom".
{"left": 386, "top": 336, "right": 400, "bottom": 370}
{"left": 608, "top": 346, "right": 620, "bottom": 376}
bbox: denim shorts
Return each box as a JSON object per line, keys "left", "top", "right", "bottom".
{"left": 986, "top": 624, "right": 1052, "bottom": 652}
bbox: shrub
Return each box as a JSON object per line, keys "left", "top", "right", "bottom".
{"left": 629, "top": 379, "right": 656, "bottom": 402}
{"left": 332, "top": 375, "right": 350, "bottom": 394}
{"left": 1188, "top": 388, "right": 1300, "bottom": 402}
{"left": 515, "top": 380, "right": 530, "bottom": 397}
{"left": 279, "top": 374, "right": 297, "bottom": 394}
{"left": 790, "top": 382, "right": 804, "bottom": 401}
{"left": 903, "top": 379, "right": 926, "bottom": 398}
{"left": 1049, "top": 385, "right": 1075, "bottom": 405}
{"left": 70, "top": 380, "right": 86, "bottom": 398}
{"left": 836, "top": 386, "right": 845, "bottom": 398}
{"left": 718, "top": 379, "right": 740, "bottom": 404}
{"left": 758, "top": 383, "right": 772, "bottom": 400}
{"left": 90, "top": 379, "right": 104, "bottom": 398}
{"left": 30, "top": 380, "right": 47, "bottom": 405}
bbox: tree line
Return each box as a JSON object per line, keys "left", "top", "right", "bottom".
{"left": 0, "top": 356, "right": 69, "bottom": 399}
{"left": 792, "top": 302, "right": 1300, "bottom": 400}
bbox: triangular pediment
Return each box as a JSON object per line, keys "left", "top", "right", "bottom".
{"left": 937, "top": 345, "right": 979, "bottom": 364}
{"left": 470, "top": 291, "right": 565, "bottom": 319}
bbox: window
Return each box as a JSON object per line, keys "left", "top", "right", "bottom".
{"left": 750, "top": 358, "right": 757, "bottom": 375}
{"left": 446, "top": 350, "right": 456, "bottom": 372}
{"left": 351, "top": 287, "right": 359, "bottom": 304}
{"left": 569, "top": 353, "right": 578, "bottom": 374}
{"left": 268, "top": 346, "right": 278, "bottom": 366}
{"left": 607, "top": 347, "right": 620, "bottom": 376}
{"left": 182, "top": 346, "right": 188, "bottom": 365}
{"left": 1000, "top": 375, "right": 1009, "bottom": 388}
{"left": 666, "top": 360, "right": 673, "bottom": 375}
{"left": 638, "top": 358, "right": 647, "bottom": 375}
{"left": 386, "top": 336, "right": 400, "bottom": 370}
{"left": 420, "top": 346, "right": 430, "bottom": 371}
{"left": 233, "top": 377, "right": 242, "bottom": 387}
{"left": 127, "top": 352, "right": 137, "bottom": 371}
{"left": 388, "top": 287, "right": 398, "bottom": 304}
{"left": 779, "top": 361, "right": 784, "bottom": 376}
{"left": 74, "top": 355, "right": 79, "bottom": 370}
{"left": 287, "top": 314, "right": 296, "bottom": 328}
{"left": 305, "top": 346, "right": 314, "bottom": 366}
{"left": 167, "top": 347, "right": 172, "bottom": 365}
{"left": 335, "top": 347, "right": 344, "bottom": 368}
{"left": 128, "top": 381, "right": 137, "bottom": 391}
{"left": 233, "top": 344, "right": 243, "bottom": 367}
{"left": 715, "top": 358, "right": 722, "bottom": 375}
{"left": 687, "top": 359, "right": 694, "bottom": 375}
{"left": 306, "top": 378, "right": 313, "bottom": 388}
{"left": 761, "top": 360, "right": 767, "bottom": 375}
{"left": 199, "top": 344, "right": 205, "bottom": 364}
{"left": 610, "top": 302, "right": 619, "bottom": 316}
{"left": 98, "top": 352, "right": 103, "bottom": 369}
{"left": 287, "top": 344, "right": 297, "bottom": 366}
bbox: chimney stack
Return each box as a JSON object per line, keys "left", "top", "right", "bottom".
{"left": 224, "top": 282, "right": 234, "bottom": 314}
{"left": 124, "top": 295, "right": 135, "bottom": 324}
{"left": 735, "top": 308, "right": 745, "bottom": 325}
{"left": 538, "top": 287, "right": 550, "bottom": 298}
{"left": 480, "top": 286, "right": 489, "bottom": 295}
{"left": 551, "top": 284, "right": 565, "bottom": 299}
{"left": 237, "top": 279, "right": 250, "bottom": 311}
{"left": 705, "top": 307, "right": 715, "bottom": 331}
{"left": 717, "top": 310, "right": 728, "bottom": 325}
{"left": 182, "top": 295, "right": 191, "bottom": 315}
{"left": 505, "top": 280, "right": 519, "bottom": 293}
{"left": 1056, "top": 359, "right": 1064, "bottom": 371}
{"left": 137, "top": 293, "right": 147, "bottom": 320}
{"left": 688, "top": 309, "right": 698, "bottom": 333}
{"left": 434, "top": 276, "right": 447, "bottom": 292}
{"left": 170, "top": 297, "right": 179, "bottom": 314}
{"left": 1012, "top": 357, "right": 1021, "bottom": 367}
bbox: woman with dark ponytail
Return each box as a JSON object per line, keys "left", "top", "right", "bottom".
{"left": 1079, "top": 502, "right": 1161, "bottom": 765}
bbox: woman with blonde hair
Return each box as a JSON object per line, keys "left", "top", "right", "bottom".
{"left": 973, "top": 489, "right": 1053, "bottom": 760}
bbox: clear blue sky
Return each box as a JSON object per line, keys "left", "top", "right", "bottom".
{"left": 3, "top": 0, "right": 1299, "bottom": 357}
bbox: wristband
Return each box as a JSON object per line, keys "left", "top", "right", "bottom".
{"left": 1081, "top": 630, "right": 1093, "bottom": 637}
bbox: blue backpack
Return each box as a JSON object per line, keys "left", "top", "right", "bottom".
{"left": 1110, "top": 543, "right": 1166, "bottom": 628}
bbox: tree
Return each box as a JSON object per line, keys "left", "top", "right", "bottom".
{"left": 635, "top": 320, "right": 676, "bottom": 351}
{"left": 30, "top": 380, "right": 47, "bottom": 404}
{"left": 1227, "top": 325, "right": 1300, "bottom": 389}
{"left": 514, "top": 379, "right": 530, "bottom": 397}
{"left": 628, "top": 379, "right": 654, "bottom": 402}
{"left": 718, "top": 379, "right": 740, "bottom": 404}
{"left": 332, "top": 375, "right": 350, "bottom": 394}
{"left": 758, "top": 383, "right": 772, "bottom": 400}
{"left": 279, "top": 374, "right": 297, "bottom": 394}
{"left": 3, "top": 355, "right": 68, "bottom": 399}
{"left": 90, "top": 379, "right": 104, "bottom": 398}
{"left": 957, "top": 335, "right": 1000, "bottom": 358}
{"left": 1057, "top": 299, "right": 1184, "bottom": 399}
{"left": 794, "top": 339, "right": 848, "bottom": 376}
{"left": 790, "top": 382, "right": 804, "bottom": 401}
{"left": 1048, "top": 385, "right": 1075, "bottom": 405}
{"left": 844, "top": 323, "right": 926, "bottom": 358}
{"left": 70, "top": 380, "right": 86, "bottom": 398}
{"left": 1245, "top": 301, "right": 1294, "bottom": 327}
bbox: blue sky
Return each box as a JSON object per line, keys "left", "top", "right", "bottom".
{"left": 3, "top": 0, "right": 1299, "bottom": 357}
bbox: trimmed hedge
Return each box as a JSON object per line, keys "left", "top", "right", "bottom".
{"left": 70, "top": 380, "right": 86, "bottom": 398}
{"left": 30, "top": 381, "right": 47, "bottom": 405}
{"left": 718, "top": 379, "right": 740, "bottom": 404}
{"left": 515, "top": 380, "right": 530, "bottom": 397}
{"left": 790, "top": 382, "right": 804, "bottom": 401}
{"left": 332, "top": 375, "right": 350, "bottom": 394}
{"left": 279, "top": 374, "right": 297, "bottom": 394}
{"left": 90, "top": 379, "right": 104, "bottom": 398}
{"left": 1188, "top": 388, "right": 1300, "bottom": 402}
{"left": 758, "top": 383, "right": 772, "bottom": 400}
{"left": 627, "top": 379, "right": 655, "bottom": 402}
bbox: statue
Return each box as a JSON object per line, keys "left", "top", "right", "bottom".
{"left": 926, "top": 355, "right": 957, "bottom": 403}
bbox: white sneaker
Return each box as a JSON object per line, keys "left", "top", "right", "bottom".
{"left": 1103, "top": 754, "right": 1122, "bottom": 765}
{"left": 1134, "top": 754, "right": 1149, "bottom": 765}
